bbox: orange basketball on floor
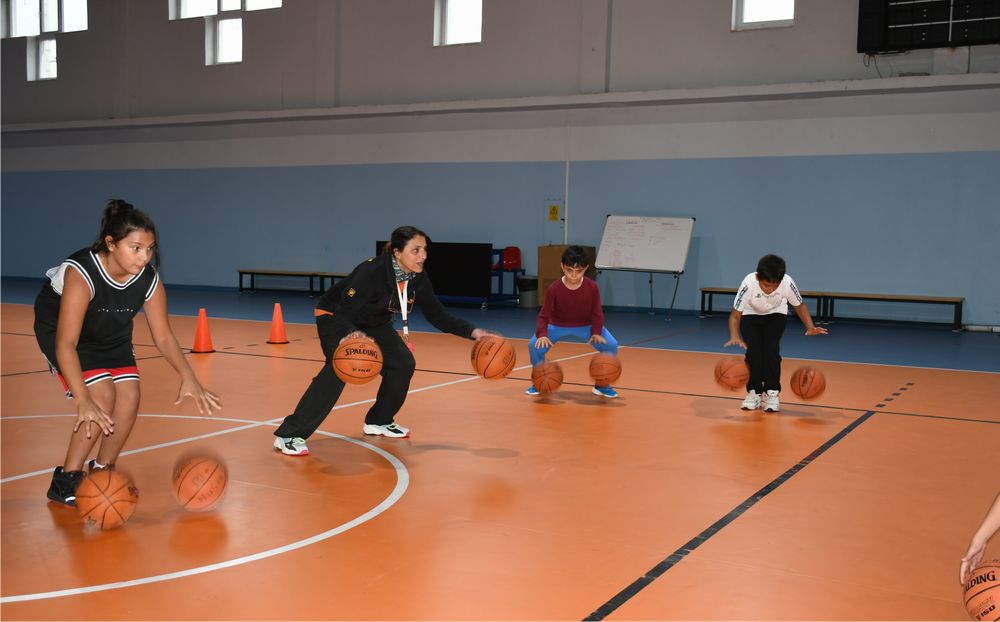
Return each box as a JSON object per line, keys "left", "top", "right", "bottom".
{"left": 333, "top": 337, "right": 383, "bottom": 384}
{"left": 714, "top": 356, "right": 749, "bottom": 391}
{"left": 964, "top": 560, "right": 1000, "bottom": 621}
{"left": 76, "top": 470, "right": 139, "bottom": 530}
{"left": 531, "top": 362, "right": 564, "bottom": 394}
{"left": 471, "top": 336, "right": 516, "bottom": 380}
{"left": 589, "top": 353, "right": 622, "bottom": 386}
{"left": 172, "top": 456, "right": 228, "bottom": 512}
{"left": 790, "top": 365, "right": 826, "bottom": 399}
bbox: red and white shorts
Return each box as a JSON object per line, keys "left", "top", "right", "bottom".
{"left": 56, "top": 366, "right": 140, "bottom": 398}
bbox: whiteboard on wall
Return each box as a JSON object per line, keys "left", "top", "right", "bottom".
{"left": 595, "top": 215, "right": 695, "bottom": 273}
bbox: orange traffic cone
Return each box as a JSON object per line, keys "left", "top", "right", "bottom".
{"left": 192, "top": 308, "right": 215, "bottom": 353}
{"left": 267, "top": 303, "right": 289, "bottom": 344}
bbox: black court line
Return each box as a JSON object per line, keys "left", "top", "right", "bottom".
{"left": 877, "top": 409, "right": 999, "bottom": 425}
{"left": 582, "top": 383, "right": 913, "bottom": 621}
{"left": 6, "top": 345, "right": 994, "bottom": 429}
{"left": 0, "top": 354, "right": 175, "bottom": 378}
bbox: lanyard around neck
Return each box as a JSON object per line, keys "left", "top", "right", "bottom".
{"left": 395, "top": 280, "right": 413, "bottom": 351}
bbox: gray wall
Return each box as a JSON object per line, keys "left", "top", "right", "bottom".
{"left": 3, "top": 1, "right": 999, "bottom": 325}
{"left": 4, "top": 0, "right": 1000, "bottom": 121}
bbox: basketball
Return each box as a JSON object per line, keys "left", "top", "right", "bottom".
{"left": 790, "top": 365, "right": 826, "bottom": 399}
{"left": 333, "top": 337, "right": 383, "bottom": 384}
{"left": 471, "top": 336, "right": 516, "bottom": 380}
{"left": 964, "top": 560, "right": 1000, "bottom": 621}
{"left": 714, "top": 356, "right": 749, "bottom": 390}
{"left": 76, "top": 470, "right": 139, "bottom": 530}
{"left": 589, "top": 353, "right": 622, "bottom": 386}
{"left": 531, "top": 361, "right": 564, "bottom": 394}
{"left": 172, "top": 456, "right": 228, "bottom": 512}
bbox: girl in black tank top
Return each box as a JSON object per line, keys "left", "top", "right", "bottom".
{"left": 34, "top": 200, "right": 222, "bottom": 507}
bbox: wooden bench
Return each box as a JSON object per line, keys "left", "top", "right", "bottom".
{"left": 699, "top": 287, "right": 824, "bottom": 318}
{"left": 821, "top": 291, "right": 964, "bottom": 331}
{"left": 700, "top": 287, "right": 964, "bottom": 331}
{"left": 238, "top": 269, "right": 349, "bottom": 295}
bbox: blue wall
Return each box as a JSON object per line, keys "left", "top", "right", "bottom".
{"left": 3, "top": 151, "right": 998, "bottom": 324}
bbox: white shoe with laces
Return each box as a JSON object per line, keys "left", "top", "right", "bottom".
{"left": 274, "top": 436, "right": 309, "bottom": 456}
{"left": 740, "top": 390, "right": 761, "bottom": 410}
{"left": 763, "top": 390, "right": 780, "bottom": 412}
{"left": 362, "top": 422, "right": 410, "bottom": 438}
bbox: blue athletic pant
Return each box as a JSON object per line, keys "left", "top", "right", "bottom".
{"left": 528, "top": 325, "right": 619, "bottom": 371}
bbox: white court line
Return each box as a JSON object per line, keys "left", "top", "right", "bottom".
{"left": 0, "top": 417, "right": 408, "bottom": 604}
{"left": 0, "top": 357, "right": 567, "bottom": 603}
{"left": 0, "top": 365, "right": 526, "bottom": 484}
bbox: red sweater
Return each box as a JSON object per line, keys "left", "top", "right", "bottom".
{"left": 535, "top": 277, "right": 605, "bottom": 338}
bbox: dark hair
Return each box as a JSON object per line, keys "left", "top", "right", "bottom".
{"left": 382, "top": 226, "right": 429, "bottom": 255}
{"left": 90, "top": 199, "right": 160, "bottom": 266}
{"left": 756, "top": 254, "right": 786, "bottom": 283}
{"left": 561, "top": 245, "right": 589, "bottom": 267}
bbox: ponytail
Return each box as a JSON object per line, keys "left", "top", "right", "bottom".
{"left": 90, "top": 199, "right": 160, "bottom": 266}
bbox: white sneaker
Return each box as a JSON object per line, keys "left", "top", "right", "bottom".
{"left": 274, "top": 436, "right": 309, "bottom": 456}
{"left": 740, "top": 390, "right": 761, "bottom": 410}
{"left": 763, "top": 390, "right": 780, "bottom": 412}
{"left": 362, "top": 422, "right": 410, "bottom": 438}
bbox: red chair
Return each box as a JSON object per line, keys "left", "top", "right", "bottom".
{"left": 501, "top": 246, "right": 522, "bottom": 271}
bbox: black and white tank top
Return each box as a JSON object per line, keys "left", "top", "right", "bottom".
{"left": 33, "top": 248, "right": 159, "bottom": 353}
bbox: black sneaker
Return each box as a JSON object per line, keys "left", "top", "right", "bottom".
{"left": 47, "top": 466, "right": 85, "bottom": 507}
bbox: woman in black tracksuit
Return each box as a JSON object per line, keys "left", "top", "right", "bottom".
{"left": 273, "top": 225, "right": 498, "bottom": 455}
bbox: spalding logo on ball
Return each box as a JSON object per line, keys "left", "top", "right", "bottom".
{"left": 333, "top": 337, "right": 384, "bottom": 384}
{"left": 965, "top": 561, "right": 1000, "bottom": 621}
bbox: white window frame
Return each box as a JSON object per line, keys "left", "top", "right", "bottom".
{"left": 3, "top": 0, "right": 87, "bottom": 80}
{"left": 3, "top": 0, "right": 87, "bottom": 36}
{"left": 244, "top": 0, "right": 280, "bottom": 10}
{"left": 60, "top": 0, "right": 86, "bottom": 32}
{"left": 206, "top": 12, "right": 241, "bottom": 65}
{"left": 41, "top": 0, "right": 57, "bottom": 32}
{"left": 169, "top": 0, "right": 281, "bottom": 20}
{"left": 9, "top": 0, "right": 41, "bottom": 37}
{"left": 170, "top": 0, "right": 215, "bottom": 20}
{"left": 26, "top": 33, "right": 57, "bottom": 80}
{"left": 170, "top": 0, "right": 280, "bottom": 65}
{"left": 732, "top": 0, "right": 795, "bottom": 31}
{"left": 433, "top": 0, "right": 482, "bottom": 47}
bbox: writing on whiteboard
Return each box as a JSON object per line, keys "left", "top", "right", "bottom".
{"left": 596, "top": 215, "right": 695, "bottom": 273}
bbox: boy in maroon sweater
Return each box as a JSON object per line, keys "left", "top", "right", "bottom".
{"left": 527, "top": 245, "right": 619, "bottom": 397}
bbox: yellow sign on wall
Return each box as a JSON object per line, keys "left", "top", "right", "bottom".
{"left": 548, "top": 205, "right": 560, "bottom": 221}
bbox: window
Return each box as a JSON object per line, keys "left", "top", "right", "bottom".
{"left": 41, "top": 0, "right": 57, "bottom": 32}
{"left": 434, "top": 0, "right": 482, "bottom": 46}
{"left": 733, "top": 0, "right": 794, "bottom": 31}
{"left": 211, "top": 15, "right": 241, "bottom": 63}
{"left": 245, "top": 0, "right": 280, "bottom": 9}
{"left": 171, "top": 0, "right": 281, "bottom": 19}
{"left": 60, "top": 0, "right": 87, "bottom": 32}
{"left": 2, "top": 0, "right": 88, "bottom": 80}
{"left": 170, "top": 0, "right": 280, "bottom": 65}
{"left": 10, "top": 0, "right": 41, "bottom": 37}
{"left": 2, "top": 0, "right": 87, "bottom": 38}
{"left": 32, "top": 34, "right": 57, "bottom": 79}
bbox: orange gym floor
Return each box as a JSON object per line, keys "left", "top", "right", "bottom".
{"left": 1, "top": 301, "right": 999, "bottom": 621}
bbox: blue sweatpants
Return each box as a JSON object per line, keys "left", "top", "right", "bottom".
{"left": 528, "top": 325, "right": 619, "bottom": 375}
